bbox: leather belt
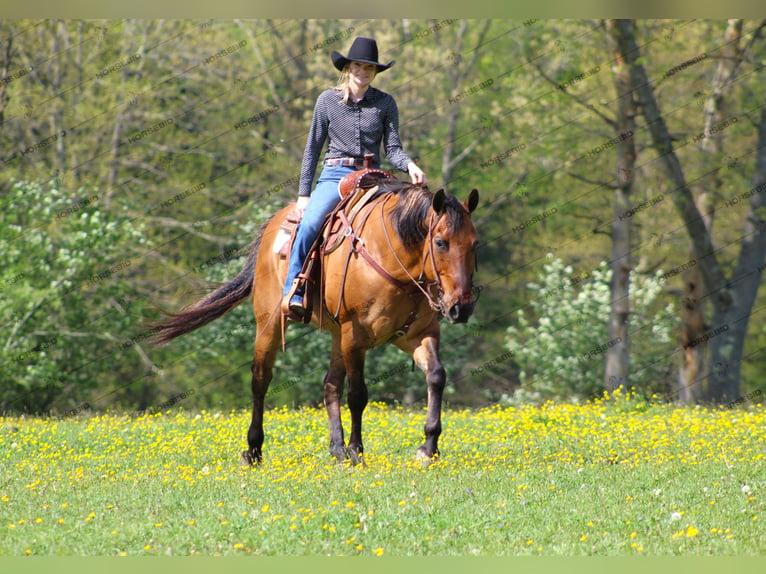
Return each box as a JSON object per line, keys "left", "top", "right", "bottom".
{"left": 325, "top": 157, "right": 370, "bottom": 167}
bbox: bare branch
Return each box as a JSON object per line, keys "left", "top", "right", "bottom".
{"left": 568, "top": 171, "right": 617, "bottom": 189}
{"left": 531, "top": 60, "right": 618, "bottom": 130}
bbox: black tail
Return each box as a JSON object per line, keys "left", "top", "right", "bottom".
{"left": 149, "top": 234, "right": 262, "bottom": 345}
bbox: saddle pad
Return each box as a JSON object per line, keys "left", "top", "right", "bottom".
{"left": 273, "top": 211, "right": 301, "bottom": 257}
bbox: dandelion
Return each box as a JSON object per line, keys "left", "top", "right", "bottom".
{"left": 374, "top": 547, "right": 384, "bottom": 556}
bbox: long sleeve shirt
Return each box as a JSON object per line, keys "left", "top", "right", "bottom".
{"left": 298, "top": 86, "right": 413, "bottom": 197}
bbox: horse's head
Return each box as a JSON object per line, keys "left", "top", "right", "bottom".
{"left": 424, "top": 188, "right": 480, "bottom": 324}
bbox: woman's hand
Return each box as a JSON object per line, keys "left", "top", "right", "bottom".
{"left": 407, "top": 162, "right": 427, "bottom": 186}
{"left": 294, "top": 195, "right": 310, "bottom": 218}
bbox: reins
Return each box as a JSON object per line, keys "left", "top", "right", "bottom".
{"left": 378, "top": 194, "right": 445, "bottom": 314}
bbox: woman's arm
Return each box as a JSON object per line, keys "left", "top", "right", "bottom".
{"left": 382, "top": 95, "right": 427, "bottom": 185}
{"left": 297, "top": 91, "right": 331, "bottom": 197}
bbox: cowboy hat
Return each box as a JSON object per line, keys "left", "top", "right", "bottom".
{"left": 331, "top": 37, "right": 394, "bottom": 73}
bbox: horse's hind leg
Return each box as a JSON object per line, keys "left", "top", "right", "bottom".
{"left": 324, "top": 334, "right": 348, "bottom": 462}
{"left": 342, "top": 338, "right": 368, "bottom": 466}
{"left": 241, "top": 319, "right": 280, "bottom": 466}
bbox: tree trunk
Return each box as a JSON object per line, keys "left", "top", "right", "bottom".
{"left": 678, "top": 20, "right": 742, "bottom": 403}
{"left": 604, "top": 20, "right": 638, "bottom": 392}
{"left": 706, "top": 99, "right": 766, "bottom": 402}
{"left": 678, "top": 196, "right": 709, "bottom": 403}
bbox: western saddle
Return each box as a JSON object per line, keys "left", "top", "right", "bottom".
{"left": 276, "top": 156, "right": 400, "bottom": 328}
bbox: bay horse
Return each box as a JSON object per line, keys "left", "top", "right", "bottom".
{"left": 151, "top": 179, "right": 479, "bottom": 465}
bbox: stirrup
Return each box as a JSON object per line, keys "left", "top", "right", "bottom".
{"left": 282, "top": 279, "right": 306, "bottom": 322}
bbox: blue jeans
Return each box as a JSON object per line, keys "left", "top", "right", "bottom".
{"left": 282, "top": 165, "right": 355, "bottom": 298}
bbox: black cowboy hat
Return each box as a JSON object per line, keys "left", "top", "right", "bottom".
{"left": 331, "top": 37, "right": 394, "bottom": 73}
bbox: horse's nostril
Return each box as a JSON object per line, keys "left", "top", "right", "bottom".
{"left": 449, "top": 304, "right": 461, "bottom": 320}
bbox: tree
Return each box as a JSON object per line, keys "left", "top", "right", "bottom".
{"left": 0, "top": 179, "right": 152, "bottom": 413}
{"left": 610, "top": 19, "right": 766, "bottom": 402}
{"left": 504, "top": 255, "right": 675, "bottom": 402}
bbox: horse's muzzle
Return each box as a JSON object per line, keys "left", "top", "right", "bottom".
{"left": 445, "top": 295, "right": 475, "bottom": 324}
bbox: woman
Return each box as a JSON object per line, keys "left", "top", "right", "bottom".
{"left": 282, "top": 36, "right": 427, "bottom": 319}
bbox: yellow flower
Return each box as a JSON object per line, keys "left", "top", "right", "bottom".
{"left": 374, "top": 547, "right": 384, "bottom": 556}
{"left": 686, "top": 526, "right": 698, "bottom": 537}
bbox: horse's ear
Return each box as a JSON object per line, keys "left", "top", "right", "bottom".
{"left": 432, "top": 188, "right": 446, "bottom": 214}
{"left": 464, "top": 189, "right": 479, "bottom": 214}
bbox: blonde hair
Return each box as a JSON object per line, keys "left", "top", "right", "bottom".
{"left": 335, "top": 66, "right": 352, "bottom": 104}
{"left": 334, "top": 63, "right": 377, "bottom": 104}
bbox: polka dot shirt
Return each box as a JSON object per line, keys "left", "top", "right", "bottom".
{"left": 298, "top": 86, "right": 413, "bottom": 197}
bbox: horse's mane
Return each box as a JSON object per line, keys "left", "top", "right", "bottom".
{"left": 381, "top": 180, "right": 468, "bottom": 249}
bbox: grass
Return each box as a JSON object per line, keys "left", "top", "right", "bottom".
{"left": 2, "top": 391, "right": 765, "bottom": 556}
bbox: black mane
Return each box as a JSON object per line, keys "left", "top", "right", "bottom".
{"left": 382, "top": 181, "right": 467, "bottom": 249}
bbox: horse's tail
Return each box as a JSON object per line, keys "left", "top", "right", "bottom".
{"left": 149, "top": 227, "right": 265, "bottom": 345}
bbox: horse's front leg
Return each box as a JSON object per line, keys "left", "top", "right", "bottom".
{"left": 398, "top": 326, "right": 444, "bottom": 462}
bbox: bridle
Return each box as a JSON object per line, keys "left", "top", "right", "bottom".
{"left": 379, "top": 196, "right": 449, "bottom": 316}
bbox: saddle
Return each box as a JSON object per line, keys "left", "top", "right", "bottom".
{"left": 277, "top": 166, "right": 399, "bottom": 328}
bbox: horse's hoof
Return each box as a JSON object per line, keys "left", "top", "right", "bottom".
{"left": 348, "top": 450, "right": 365, "bottom": 467}
{"left": 330, "top": 446, "right": 348, "bottom": 463}
{"left": 241, "top": 450, "right": 261, "bottom": 467}
{"left": 415, "top": 448, "right": 439, "bottom": 467}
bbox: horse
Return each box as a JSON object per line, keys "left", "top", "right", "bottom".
{"left": 150, "top": 179, "right": 479, "bottom": 466}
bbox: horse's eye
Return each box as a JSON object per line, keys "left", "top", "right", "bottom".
{"left": 434, "top": 237, "right": 448, "bottom": 251}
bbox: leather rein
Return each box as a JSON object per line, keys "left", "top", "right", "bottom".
{"left": 331, "top": 191, "right": 445, "bottom": 323}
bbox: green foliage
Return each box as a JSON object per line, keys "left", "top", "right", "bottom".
{"left": 0, "top": 180, "right": 150, "bottom": 413}
{"left": 2, "top": 19, "right": 765, "bottom": 410}
{"left": 505, "top": 255, "right": 677, "bottom": 403}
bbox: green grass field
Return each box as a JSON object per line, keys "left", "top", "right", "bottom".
{"left": 2, "top": 393, "right": 765, "bottom": 556}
